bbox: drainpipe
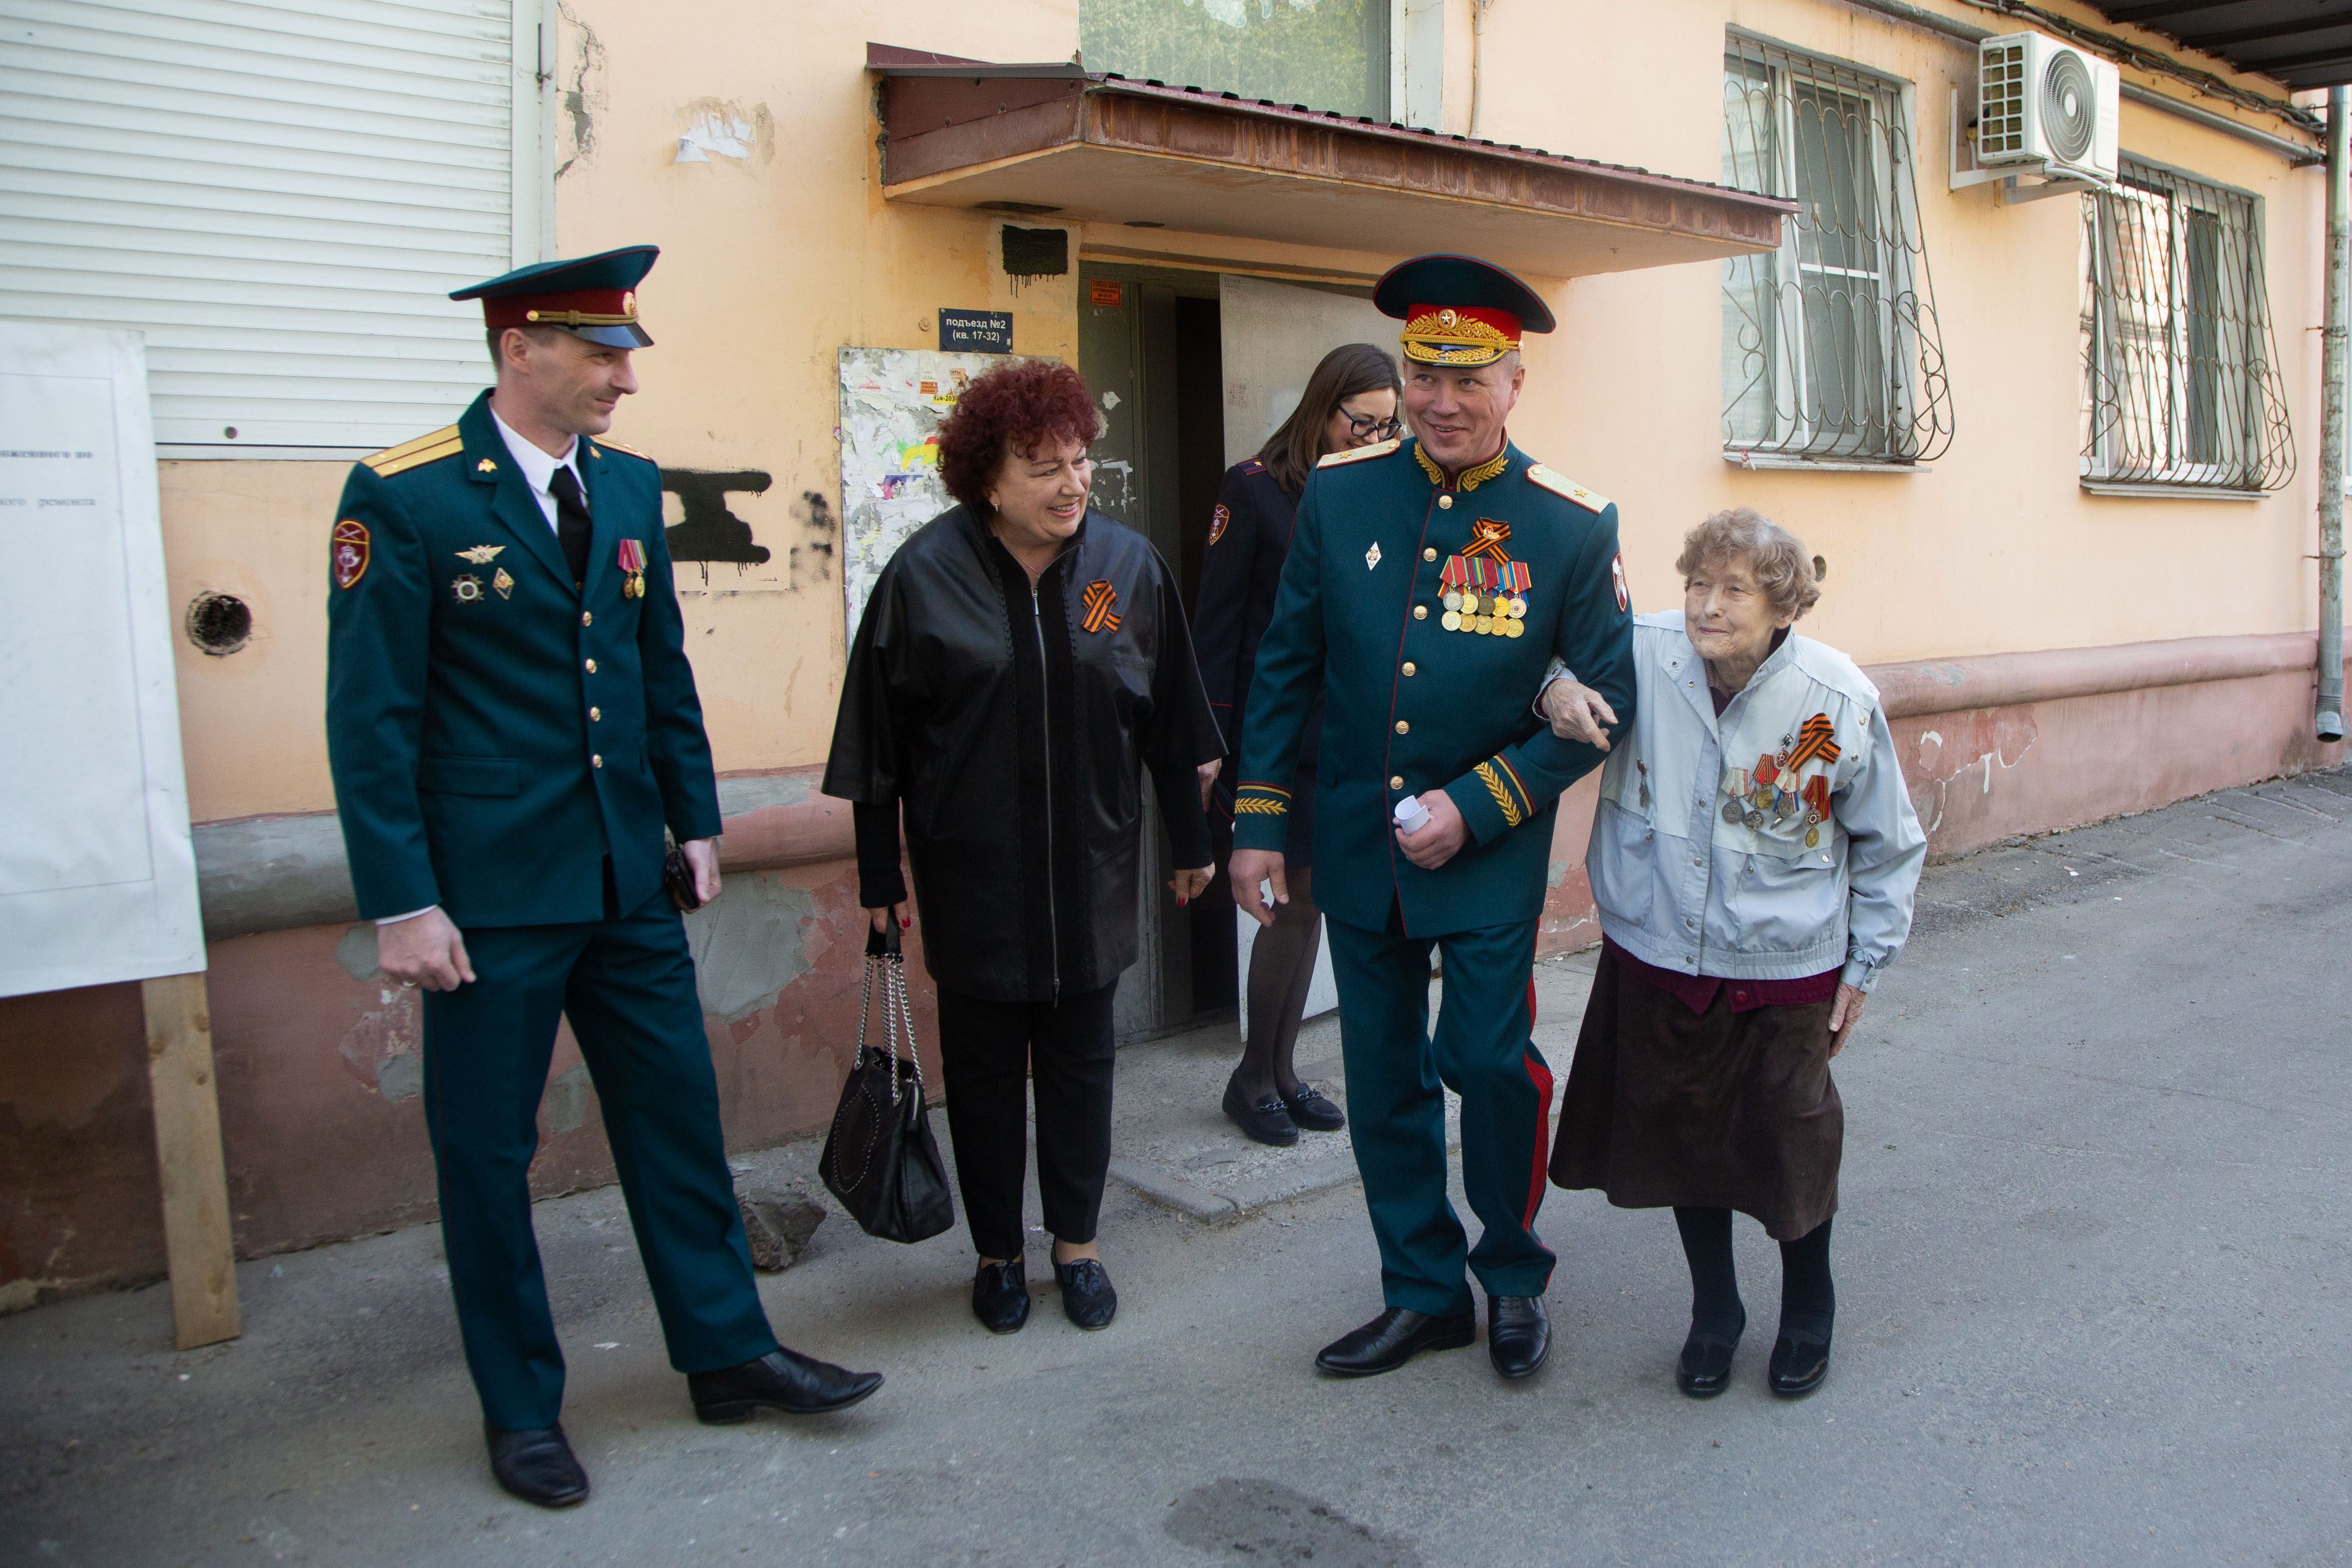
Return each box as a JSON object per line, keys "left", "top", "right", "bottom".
{"left": 2320, "top": 86, "right": 2346, "bottom": 743}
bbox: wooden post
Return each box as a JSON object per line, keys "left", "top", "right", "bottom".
{"left": 140, "top": 972, "right": 240, "bottom": 1349}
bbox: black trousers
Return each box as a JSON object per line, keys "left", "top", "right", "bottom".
{"left": 935, "top": 982, "right": 1119, "bottom": 1261}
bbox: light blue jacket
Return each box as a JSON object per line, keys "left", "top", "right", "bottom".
{"left": 1577, "top": 613, "right": 1925, "bottom": 991}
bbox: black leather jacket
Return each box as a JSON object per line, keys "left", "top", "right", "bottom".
{"left": 822, "top": 506, "right": 1220, "bottom": 1003}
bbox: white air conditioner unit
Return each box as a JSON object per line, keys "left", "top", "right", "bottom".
{"left": 1976, "top": 31, "right": 2119, "bottom": 185}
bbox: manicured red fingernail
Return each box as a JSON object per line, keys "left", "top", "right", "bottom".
{"left": 901, "top": 917, "right": 911, "bottom": 928}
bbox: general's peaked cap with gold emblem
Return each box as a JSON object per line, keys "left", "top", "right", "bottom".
{"left": 1372, "top": 253, "right": 1555, "bottom": 368}
{"left": 452, "top": 245, "right": 659, "bottom": 348}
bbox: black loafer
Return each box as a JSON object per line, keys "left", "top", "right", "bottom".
{"left": 1281, "top": 1082, "right": 1347, "bottom": 1133}
{"left": 972, "top": 1257, "right": 1031, "bottom": 1333}
{"left": 688, "top": 1347, "right": 883, "bottom": 1423}
{"left": 1486, "top": 1294, "right": 1550, "bottom": 1380}
{"left": 1767, "top": 1327, "right": 1831, "bottom": 1399}
{"left": 1315, "top": 1306, "right": 1477, "bottom": 1377}
{"left": 1676, "top": 1320, "right": 1744, "bottom": 1399}
{"left": 1054, "top": 1258, "right": 1118, "bottom": 1330}
{"left": 486, "top": 1422, "right": 589, "bottom": 1509}
{"left": 1224, "top": 1077, "right": 1299, "bottom": 1147}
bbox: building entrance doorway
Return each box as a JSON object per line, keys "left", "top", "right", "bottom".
{"left": 1079, "top": 263, "right": 1390, "bottom": 1041}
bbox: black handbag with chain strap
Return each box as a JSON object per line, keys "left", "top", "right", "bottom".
{"left": 818, "top": 923, "right": 954, "bottom": 1243}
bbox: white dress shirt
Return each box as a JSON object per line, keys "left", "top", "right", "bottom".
{"left": 489, "top": 405, "right": 583, "bottom": 532}
{"left": 377, "top": 409, "right": 584, "bottom": 928}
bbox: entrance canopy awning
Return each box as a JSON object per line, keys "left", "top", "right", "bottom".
{"left": 868, "top": 45, "right": 1793, "bottom": 281}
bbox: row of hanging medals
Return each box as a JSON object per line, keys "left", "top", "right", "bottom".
{"left": 1439, "top": 522, "right": 1529, "bottom": 637}
{"left": 1717, "top": 729, "right": 1835, "bottom": 849}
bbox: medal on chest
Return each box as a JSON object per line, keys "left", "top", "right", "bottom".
{"left": 616, "top": 537, "right": 647, "bottom": 599}
{"left": 1437, "top": 519, "right": 1529, "bottom": 638}
{"left": 1720, "top": 712, "right": 1842, "bottom": 845}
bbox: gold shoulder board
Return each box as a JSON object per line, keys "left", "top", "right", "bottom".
{"left": 363, "top": 426, "right": 462, "bottom": 478}
{"left": 1316, "top": 436, "right": 1402, "bottom": 469}
{"left": 592, "top": 436, "right": 652, "bottom": 460}
{"left": 1526, "top": 464, "right": 1609, "bottom": 513}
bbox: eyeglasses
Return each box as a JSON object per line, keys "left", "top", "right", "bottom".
{"left": 1345, "top": 411, "right": 1404, "bottom": 439}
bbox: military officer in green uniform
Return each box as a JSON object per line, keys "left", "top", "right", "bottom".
{"left": 1228, "top": 254, "right": 1637, "bottom": 1381}
{"left": 325, "top": 247, "right": 881, "bottom": 1509}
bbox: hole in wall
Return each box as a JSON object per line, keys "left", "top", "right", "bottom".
{"left": 1812, "top": 554, "right": 1829, "bottom": 581}
{"left": 186, "top": 591, "right": 252, "bottom": 655}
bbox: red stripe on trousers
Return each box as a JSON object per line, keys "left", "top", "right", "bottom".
{"left": 1521, "top": 979, "right": 1552, "bottom": 1229}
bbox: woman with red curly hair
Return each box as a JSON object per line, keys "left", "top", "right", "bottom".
{"left": 823, "top": 358, "right": 1221, "bottom": 1337}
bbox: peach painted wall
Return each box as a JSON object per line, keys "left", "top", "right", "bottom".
{"left": 154, "top": 0, "right": 2329, "bottom": 826}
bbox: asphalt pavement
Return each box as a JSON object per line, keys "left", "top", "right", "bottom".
{"left": 5, "top": 770, "right": 2350, "bottom": 1567}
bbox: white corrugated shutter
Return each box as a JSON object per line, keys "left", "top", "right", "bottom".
{"left": 0, "top": 0, "right": 530, "bottom": 453}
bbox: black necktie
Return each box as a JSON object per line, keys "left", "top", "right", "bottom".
{"left": 548, "top": 465, "right": 592, "bottom": 588}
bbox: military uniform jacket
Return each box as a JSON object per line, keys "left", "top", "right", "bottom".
{"left": 325, "top": 391, "right": 722, "bottom": 928}
{"left": 1189, "top": 457, "right": 1321, "bottom": 860}
{"left": 1230, "top": 435, "right": 1636, "bottom": 936}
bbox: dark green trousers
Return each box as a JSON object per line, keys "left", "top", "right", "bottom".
{"left": 420, "top": 889, "right": 778, "bottom": 1431}
{"left": 1324, "top": 909, "right": 1556, "bottom": 1316}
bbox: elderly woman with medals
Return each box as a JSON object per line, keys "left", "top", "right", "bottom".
{"left": 1537, "top": 508, "right": 1924, "bottom": 1399}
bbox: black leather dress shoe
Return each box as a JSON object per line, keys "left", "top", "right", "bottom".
{"left": 1223, "top": 1077, "right": 1299, "bottom": 1146}
{"left": 1486, "top": 1294, "right": 1550, "bottom": 1379}
{"left": 1054, "top": 1258, "right": 1118, "bottom": 1330}
{"left": 1767, "top": 1327, "right": 1831, "bottom": 1398}
{"left": 486, "top": 1422, "right": 589, "bottom": 1508}
{"left": 972, "top": 1257, "right": 1030, "bottom": 1334}
{"left": 688, "top": 1348, "right": 883, "bottom": 1423}
{"left": 1315, "top": 1306, "right": 1477, "bottom": 1377}
{"left": 1676, "top": 1320, "right": 1744, "bottom": 1399}
{"left": 1281, "top": 1082, "right": 1347, "bottom": 1133}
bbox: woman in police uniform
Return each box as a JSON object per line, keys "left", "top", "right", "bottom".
{"left": 1193, "top": 342, "right": 1403, "bottom": 1146}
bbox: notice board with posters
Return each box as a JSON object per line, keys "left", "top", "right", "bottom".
{"left": 836, "top": 346, "right": 1014, "bottom": 647}
{"left": 0, "top": 322, "right": 205, "bottom": 997}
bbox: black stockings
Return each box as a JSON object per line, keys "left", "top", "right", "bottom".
{"left": 1673, "top": 1207, "right": 1834, "bottom": 1340}
{"left": 1232, "top": 866, "right": 1321, "bottom": 1101}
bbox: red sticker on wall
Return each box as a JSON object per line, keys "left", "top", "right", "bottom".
{"left": 1089, "top": 279, "right": 1125, "bottom": 308}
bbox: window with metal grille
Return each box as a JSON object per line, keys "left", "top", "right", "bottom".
{"left": 1720, "top": 36, "right": 1952, "bottom": 465}
{"left": 2079, "top": 159, "right": 2292, "bottom": 494}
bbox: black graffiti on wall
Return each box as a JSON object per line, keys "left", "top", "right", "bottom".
{"left": 660, "top": 470, "right": 774, "bottom": 565}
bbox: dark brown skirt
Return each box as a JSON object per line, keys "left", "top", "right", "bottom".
{"left": 1550, "top": 949, "right": 1842, "bottom": 1241}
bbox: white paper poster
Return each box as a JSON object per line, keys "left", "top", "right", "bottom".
{"left": 836, "top": 346, "right": 1013, "bottom": 647}
{"left": 0, "top": 322, "right": 204, "bottom": 997}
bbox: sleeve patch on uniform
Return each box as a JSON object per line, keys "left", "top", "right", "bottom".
{"left": 1208, "top": 502, "right": 1230, "bottom": 546}
{"left": 1611, "top": 551, "right": 1629, "bottom": 612}
{"left": 333, "top": 519, "right": 370, "bottom": 589}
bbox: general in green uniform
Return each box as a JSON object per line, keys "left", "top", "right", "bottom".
{"left": 325, "top": 247, "right": 879, "bottom": 1509}
{"left": 1228, "top": 254, "right": 1637, "bottom": 1381}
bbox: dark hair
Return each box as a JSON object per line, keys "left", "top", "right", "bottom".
{"left": 1255, "top": 342, "right": 1404, "bottom": 496}
{"left": 936, "top": 360, "right": 1103, "bottom": 512}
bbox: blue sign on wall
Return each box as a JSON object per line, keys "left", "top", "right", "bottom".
{"left": 938, "top": 309, "right": 1013, "bottom": 354}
